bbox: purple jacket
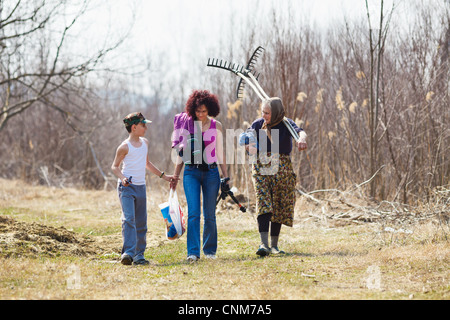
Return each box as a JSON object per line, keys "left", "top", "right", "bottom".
{"left": 171, "top": 112, "right": 194, "bottom": 149}
{"left": 171, "top": 112, "right": 218, "bottom": 163}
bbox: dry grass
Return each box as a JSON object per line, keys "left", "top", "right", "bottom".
{"left": 0, "top": 179, "right": 448, "bottom": 300}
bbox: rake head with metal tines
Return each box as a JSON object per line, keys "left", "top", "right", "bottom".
{"left": 207, "top": 47, "right": 265, "bottom": 100}
{"left": 207, "top": 47, "right": 303, "bottom": 143}
{"left": 207, "top": 58, "right": 249, "bottom": 77}
{"left": 237, "top": 46, "right": 264, "bottom": 99}
{"left": 247, "top": 46, "right": 264, "bottom": 71}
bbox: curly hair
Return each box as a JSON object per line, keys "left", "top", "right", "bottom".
{"left": 185, "top": 90, "right": 220, "bottom": 118}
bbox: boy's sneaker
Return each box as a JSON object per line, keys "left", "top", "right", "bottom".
{"left": 133, "top": 259, "right": 150, "bottom": 266}
{"left": 205, "top": 254, "right": 217, "bottom": 260}
{"left": 270, "top": 247, "right": 285, "bottom": 255}
{"left": 120, "top": 254, "right": 133, "bottom": 265}
{"left": 256, "top": 244, "right": 270, "bottom": 257}
{"left": 187, "top": 255, "right": 199, "bottom": 263}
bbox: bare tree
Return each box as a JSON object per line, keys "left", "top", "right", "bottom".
{"left": 0, "top": 0, "right": 123, "bottom": 131}
{"left": 363, "top": 0, "right": 395, "bottom": 198}
{"left": 0, "top": 0, "right": 447, "bottom": 204}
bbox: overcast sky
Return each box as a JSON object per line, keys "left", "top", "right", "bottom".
{"left": 99, "top": 0, "right": 380, "bottom": 56}
{"left": 68, "top": 0, "right": 400, "bottom": 96}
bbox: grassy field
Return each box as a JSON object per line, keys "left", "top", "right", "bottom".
{"left": 0, "top": 178, "right": 448, "bottom": 300}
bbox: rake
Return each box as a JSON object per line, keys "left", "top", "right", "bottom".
{"left": 207, "top": 46, "right": 302, "bottom": 142}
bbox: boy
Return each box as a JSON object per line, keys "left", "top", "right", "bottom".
{"left": 111, "top": 112, "right": 176, "bottom": 265}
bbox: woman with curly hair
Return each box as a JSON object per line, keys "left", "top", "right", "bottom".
{"left": 170, "top": 90, "right": 229, "bottom": 262}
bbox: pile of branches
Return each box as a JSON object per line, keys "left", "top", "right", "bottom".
{"left": 297, "top": 182, "right": 449, "bottom": 230}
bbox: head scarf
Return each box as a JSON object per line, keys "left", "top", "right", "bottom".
{"left": 261, "top": 97, "right": 285, "bottom": 142}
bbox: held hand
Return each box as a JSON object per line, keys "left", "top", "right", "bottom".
{"left": 246, "top": 143, "right": 258, "bottom": 155}
{"left": 169, "top": 175, "right": 180, "bottom": 190}
{"left": 163, "top": 174, "right": 178, "bottom": 183}
{"left": 220, "top": 177, "right": 231, "bottom": 192}
{"left": 122, "top": 177, "right": 131, "bottom": 187}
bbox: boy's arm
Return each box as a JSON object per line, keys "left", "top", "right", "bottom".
{"left": 111, "top": 143, "right": 130, "bottom": 186}
{"left": 146, "top": 155, "right": 164, "bottom": 176}
{"left": 143, "top": 138, "right": 178, "bottom": 183}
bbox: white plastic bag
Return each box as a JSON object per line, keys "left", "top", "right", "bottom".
{"left": 159, "top": 189, "right": 186, "bottom": 240}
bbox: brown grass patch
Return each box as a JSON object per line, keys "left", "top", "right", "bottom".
{"left": 0, "top": 179, "right": 448, "bottom": 300}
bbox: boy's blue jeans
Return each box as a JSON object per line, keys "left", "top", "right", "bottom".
{"left": 117, "top": 183, "right": 147, "bottom": 262}
{"left": 183, "top": 166, "right": 220, "bottom": 258}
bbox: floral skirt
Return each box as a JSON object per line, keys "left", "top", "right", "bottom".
{"left": 251, "top": 153, "right": 297, "bottom": 227}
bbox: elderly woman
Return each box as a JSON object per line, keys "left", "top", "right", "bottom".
{"left": 244, "top": 97, "right": 307, "bottom": 256}
{"left": 171, "top": 90, "right": 229, "bottom": 262}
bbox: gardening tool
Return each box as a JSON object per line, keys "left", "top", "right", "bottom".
{"left": 207, "top": 46, "right": 303, "bottom": 143}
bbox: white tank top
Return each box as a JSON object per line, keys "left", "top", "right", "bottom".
{"left": 121, "top": 137, "right": 148, "bottom": 185}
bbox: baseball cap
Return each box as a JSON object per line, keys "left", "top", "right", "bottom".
{"left": 123, "top": 112, "right": 152, "bottom": 126}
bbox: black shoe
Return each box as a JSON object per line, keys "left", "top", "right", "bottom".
{"left": 256, "top": 244, "right": 270, "bottom": 257}
{"left": 133, "top": 259, "right": 150, "bottom": 266}
{"left": 120, "top": 254, "right": 133, "bottom": 265}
